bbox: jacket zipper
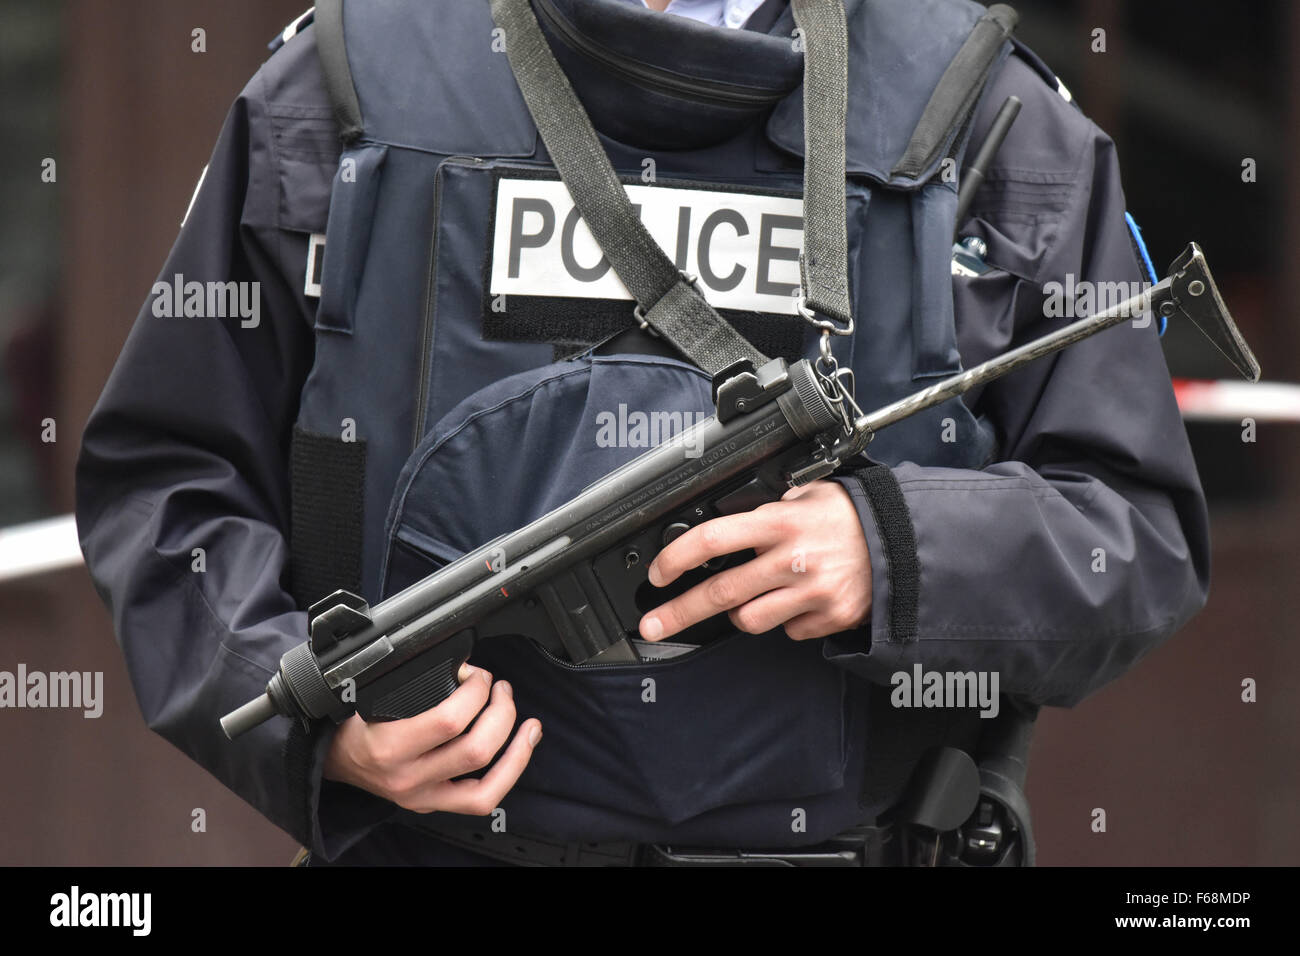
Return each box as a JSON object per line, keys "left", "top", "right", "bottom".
{"left": 535, "top": 642, "right": 648, "bottom": 671}
{"left": 533, "top": 640, "right": 705, "bottom": 672}
{"left": 533, "top": 632, "right": 724, "bottom": 671}
{"left": 413, "top": 155, "right": 488, "bottom": 450}
{"left": 533, "top": 0, "right": 788, "bottom": 109}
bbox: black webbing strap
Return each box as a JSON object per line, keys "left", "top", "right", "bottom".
{"left": 489, "top": 0, "right": 768, "bottom": 376}
{"left": 490, "top": 0, "right": 852, "bottom": 377}
{"left": 790, "top": 0, "right": 851, "bottom": 329}
{"left": 890, "top": 3, "right": 1018, "bottom": 179}
{"left": 315, "top": 0, "right": 365, "bottom": 145}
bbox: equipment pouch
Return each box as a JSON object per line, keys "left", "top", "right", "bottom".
{"left": 379, "top": 352, "right": 853, "bottom": 828}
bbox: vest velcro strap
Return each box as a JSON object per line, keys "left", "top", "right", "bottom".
{"left": 890, "top": 3, "right": 1019, "bottom": 180}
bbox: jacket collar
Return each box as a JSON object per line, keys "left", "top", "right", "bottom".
{"left": 542, "top": 0, "right": 987, "bottom": 186}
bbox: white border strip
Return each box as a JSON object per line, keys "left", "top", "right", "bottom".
{"left": 0, "top": 380, "right": 1295, "bottom": 583}
{"left": 0, "top": 514, "right": 83, "bottom": 583}
{"left": 1174, "top": 379, "right": 1300, "bottom": 422}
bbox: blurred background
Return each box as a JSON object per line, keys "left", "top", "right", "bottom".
{"left": 0, "top": 0, "right": 1294, "bottom": 865}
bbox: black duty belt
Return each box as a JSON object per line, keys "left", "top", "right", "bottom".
{"left": 401, "top": 814, "right": 900, "bottom": 867}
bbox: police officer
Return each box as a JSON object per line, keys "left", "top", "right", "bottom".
{"left": 75, "top": 0, "right": 1210, "bottom": 866}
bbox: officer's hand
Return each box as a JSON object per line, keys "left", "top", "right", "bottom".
{"left": 323, "top": 664, "right": 542, "bottom": 815}
{"left": 639, "top": 480, "right": 871, "bottom": 642}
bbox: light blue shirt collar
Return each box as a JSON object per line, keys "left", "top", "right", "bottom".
{"left": 616, "top": 0, "right": 769, "bottom": 30}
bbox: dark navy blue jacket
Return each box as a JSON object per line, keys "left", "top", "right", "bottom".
{"left": 75, "top": 0, "right": 1209, "bottom": 864}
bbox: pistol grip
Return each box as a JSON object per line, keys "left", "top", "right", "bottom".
{"left": 356, "top": 629, "right": 475, "bottom": 721}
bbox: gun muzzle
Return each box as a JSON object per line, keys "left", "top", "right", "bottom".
{"left": 220, "top": 692, "right": 279, "bottom": 740}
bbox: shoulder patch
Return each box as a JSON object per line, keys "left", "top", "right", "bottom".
{"left": 268, "top": 6, "right": 315, "bottom": 53}
{"left": 1125, "top": 212, "right": 1166, "bottom": 335}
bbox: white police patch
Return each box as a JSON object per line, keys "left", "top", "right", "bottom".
{"left": 489, "top": 178, "right": 805, "bottom": 315}
{"left": 304, "top": 233, "right": 326, "bottom": 298}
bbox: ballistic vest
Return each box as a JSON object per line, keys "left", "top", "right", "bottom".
{"left": 289, "top": 0, "right": 1014, "bottom": 845}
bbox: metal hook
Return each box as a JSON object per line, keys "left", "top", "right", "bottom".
{"left": 796, "top": 291, "right": 855, "bottom": 337}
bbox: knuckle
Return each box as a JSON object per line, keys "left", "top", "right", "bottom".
{"left": 770, "top": 507, "right": 799, "bottom": 536}
{"left": 838, "top": 599, "right": 867, "bottom": 631}
{"left": 429, "top": 708, "right": 463, "bottom": 741}
{"left": 785, "top": 621, "right": 812, "bottom": 641}
{"left": 368, "top": 739, "right": 400, "bottom": 771}
{"left": 807, "top": 579, "right": 836, "bottom": 606}
{"left": 732, "top": 604, "right": 765, "bottom": 634}
{"left": 465, "top": 793, "right": 498, "bottom": 817}
{"left": 655, "top": 549, "right": 680, "bottom": 578}
{"left": 755, "top": 501, "right": 792, "bottom": 533}
{"left": 385, "top": 771, "right": 419, "bottom": 804}
{"left": 705, "top": 574, "right": 737, "bottom": 608}
{"left": 460, "top": 736, "right": 496, "bottom": 770}
{"left": 699, "top": 522, "right": 726, "bottom": 553}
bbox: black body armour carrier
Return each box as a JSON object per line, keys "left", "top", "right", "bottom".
{"left": 289, "top": 0, "right": 1030, "bottom": 854}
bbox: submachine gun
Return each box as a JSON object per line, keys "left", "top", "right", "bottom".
{"left": 222, "top": 244, "right": 1259, "bottom": 743}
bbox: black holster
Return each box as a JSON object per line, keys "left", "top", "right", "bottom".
{"left": 890, "top": 698, "right": 1038, "bottom": 867}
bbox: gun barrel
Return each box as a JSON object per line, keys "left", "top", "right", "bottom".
{"left": 856, "top": 279, "right": 1166, "bottom": 438}
{"left": 220, "top": 692, "right": 279, "bottom": 740}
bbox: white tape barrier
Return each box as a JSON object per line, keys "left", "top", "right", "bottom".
{"left": 1174, "top": 379, "right": 1300, "bottom": 422}
{"left": 0, "top": 380, "right": 1295, "bottom": 583}
{"left": 0, "top": 513, "right": 83, "bottom": 583}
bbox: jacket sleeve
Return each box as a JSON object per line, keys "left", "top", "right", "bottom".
{"left": 74, "top": 58, "right": 394, "bottom": 859}
{"left": 827, "top": 67, "right": 1211, "bottom": 708}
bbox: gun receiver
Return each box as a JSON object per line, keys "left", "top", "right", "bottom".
{"left": 221, "top": 243, "right": 1258, "bottom": 740}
